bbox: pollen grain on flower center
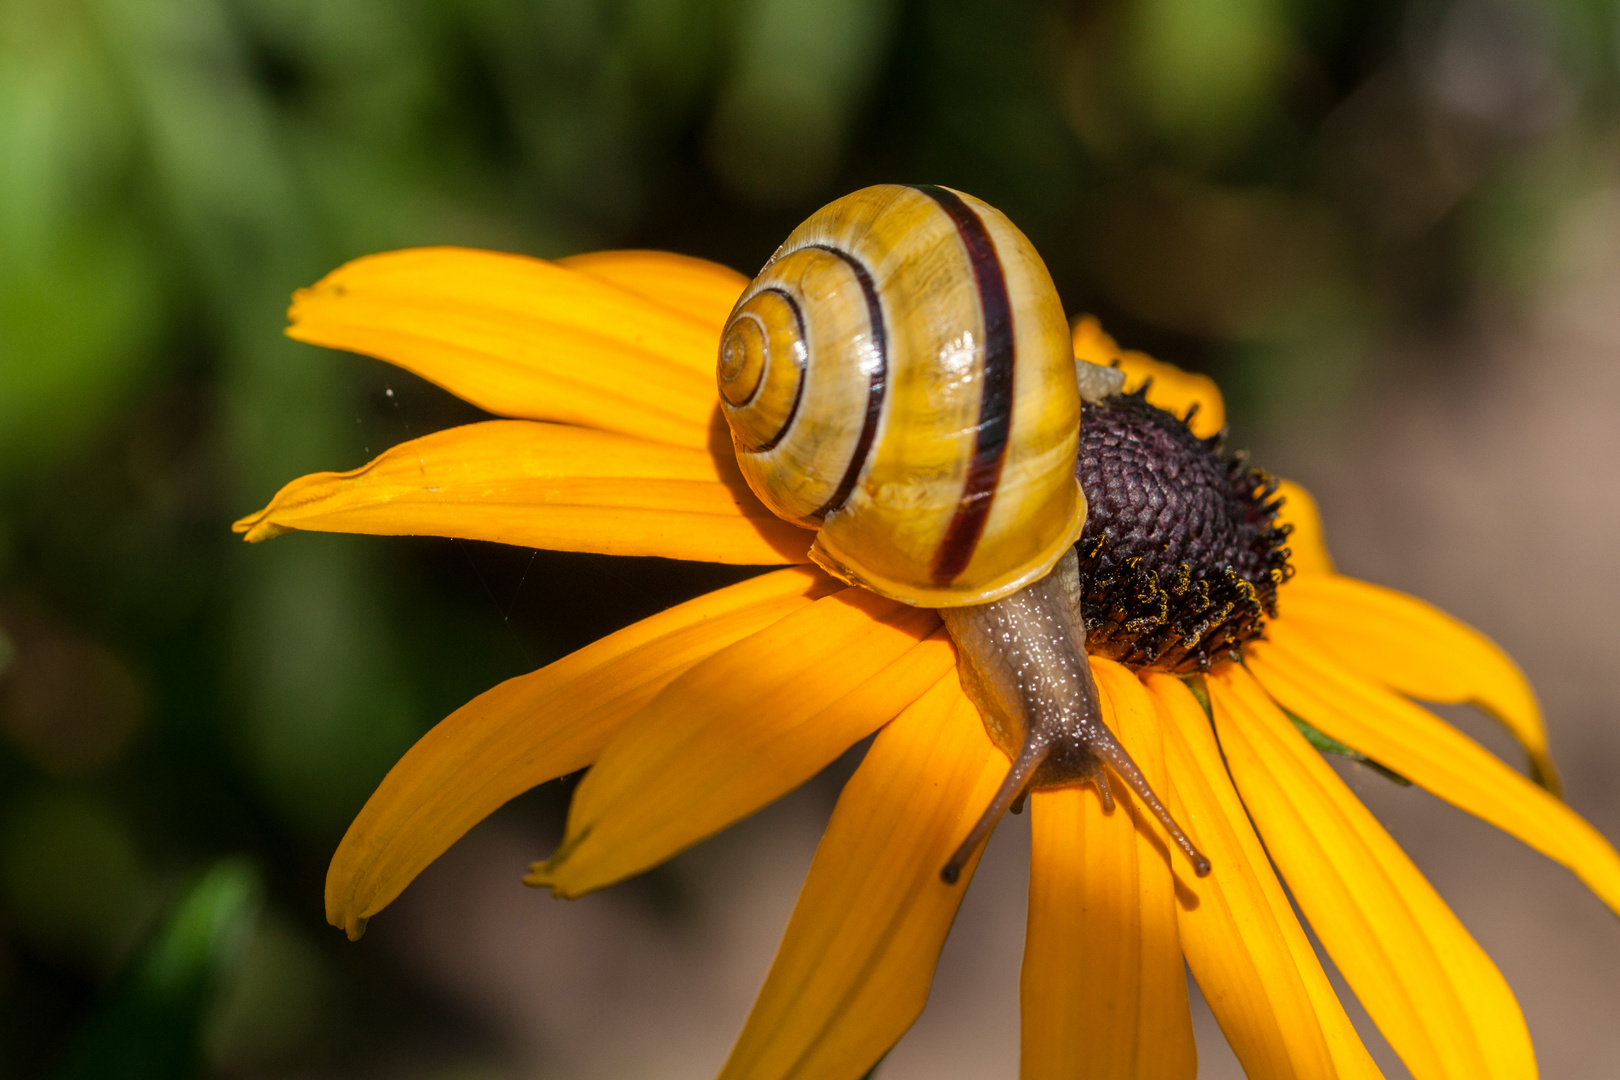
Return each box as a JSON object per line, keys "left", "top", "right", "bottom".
{"left": 1076, "top": 389, "right": 1292, "bottom": 673}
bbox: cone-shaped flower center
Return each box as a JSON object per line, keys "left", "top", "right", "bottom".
{"left": 1077, "top": 390, "right": 1292, "bottom": 673}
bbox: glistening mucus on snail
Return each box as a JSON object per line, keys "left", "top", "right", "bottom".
{"left": 718, "top": 184, "right": 1290, "bottom": 884}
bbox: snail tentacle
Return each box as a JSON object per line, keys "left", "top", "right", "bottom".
{"left": 1094, "top": 766, "right": 1116, "bottom": 813}
{"left": 941, "top": 737, "right": 1048, "bottom": 885}
{"left": 1079, "top": 707, "right": 1211, "bottom": 875}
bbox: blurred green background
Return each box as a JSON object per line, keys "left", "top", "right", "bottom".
{"left": 1, "top": 0, "right": 1616, "bottom": 1076}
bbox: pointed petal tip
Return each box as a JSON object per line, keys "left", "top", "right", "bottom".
{"left": 524, "top": 826, "right": 593, "bottom": 896}
{"left": 232, "top": 511, "right": 288, "bottom": 542}
{"left": 523, "top": 862, "right": 582, "bottom": 899}
{"left": 328, "top": 872, "right": 370, "bottom": 940}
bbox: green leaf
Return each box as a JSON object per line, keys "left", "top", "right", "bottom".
{"left": 1285, "top": 708, "right": 1411, "bottom": 787}
{"left": 53, "top": 859, "right": 263, "bottom": 1080}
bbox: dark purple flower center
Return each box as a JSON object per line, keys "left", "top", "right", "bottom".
{"left": 1075, "top": 389, "right": 1293, "bottom": 673}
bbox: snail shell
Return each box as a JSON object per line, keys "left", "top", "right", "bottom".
{"left": 717, "top": 184, "right": 1085, "bottom": 607}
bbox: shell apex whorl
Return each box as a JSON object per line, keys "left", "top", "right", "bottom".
{"left": 717, "top": 184, "right": 1084, "bottom": 607}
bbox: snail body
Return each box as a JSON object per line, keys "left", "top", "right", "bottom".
{"left": 718, "top": 185, "right": 1207, "bottom": 881}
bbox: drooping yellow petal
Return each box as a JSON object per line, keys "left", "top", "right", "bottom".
{"left": 287, "top": 247, "right": 724, "bottom": 448}
{"left": 324, "top": 565, "right": 839, "bottom": 940}
{"left": 1071, "top": 315, "right": 1224, "bottom": 438}
{"left": 232, "top": 419, "right": 811, "bottom": 565}
{"left": 1021, "top": 659, "right": 1195, "bottom": 1080}
{"left": 1273, "top": 478, "right": 1335, "bottom": 574}
{"left": 1210, "top": 666, "right": 1534, "bottom": 1080}
{"left": 529, "top": 589, "right": 945, "bottom": 897}
{"left": 1143, "top": 673, "right": 1382, "bottom": 1080}
{"left": 1276, "top": 574, "right": 1556, "bottom": 792}
{"left": 557, "top": 250, "right": 748, "bottom": 332}
{"left": 717, "top": 674, "right": 1006, "bottom": 1080}
{"left": 1249, "top": 623, "right": 1620, "bottom": 916}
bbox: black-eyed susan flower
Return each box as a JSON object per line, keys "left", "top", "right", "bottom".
{"left": 236, "top": 243, "right": 1620, "bottom": 1080}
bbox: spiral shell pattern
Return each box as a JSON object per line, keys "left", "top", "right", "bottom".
{"left": 718, "top": 184, "right": 1085, "bottom": 607}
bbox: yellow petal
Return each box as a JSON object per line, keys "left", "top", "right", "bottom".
{"left": 1277, "top": 574, "right": 1555, "bottom": 792}
{"left": 717, "top": 674, "right": 1006, "bottom": 1080}
{"left": 287, "top": 247, "right": 724, "bottom": 448}
{"left": 1071, "top": 315, "right": 1224, "bottom": 439}
{"left": 1021, "top": 659, "right": 1196, "bottom": 1080}
{"left": 231, "top": 419, "right": 811, "bottom": 565}
{"left": 324, "top": 565, "right": 838, "bottom": 939}
{"left": 529, "top": 589, "right": 945, "bottom": 897}
{"left": 1273, "top": 478, "right": 1335, "bottom": 575}
{"left": 1143, "top": 673, "right": 1382, "bottom": 1080}
{"left": 1249, "top": 622, "right": 1620, "bottom": 915}
{"left": 557, "top": 250, "right": 748, "bottom": 332}
{"left": 1210, "top": 666, "right": 1533, "bottom": 1080}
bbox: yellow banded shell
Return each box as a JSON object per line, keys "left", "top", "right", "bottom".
{"left": 717, "top": 184, "right": 1085, "bottom": 607}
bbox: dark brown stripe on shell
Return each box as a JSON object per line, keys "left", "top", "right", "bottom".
{"left": 913, "top": 184, "right": 1016, "bottom": 587}
{"left": 805, "top": 243, "right": 888, "bottom": 519}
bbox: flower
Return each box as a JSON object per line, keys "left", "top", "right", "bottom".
{"left": 236, "top": 245, "right": 1620, "bottom": 1080}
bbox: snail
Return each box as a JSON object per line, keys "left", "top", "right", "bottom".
{"left": 718, "top": 184, "right": 1211, "bottom": 884}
